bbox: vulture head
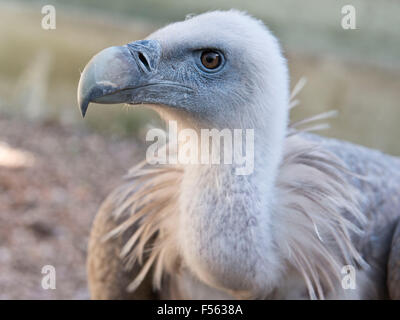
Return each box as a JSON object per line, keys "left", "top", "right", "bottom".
{"left": 78, "top": 10, "right": 289, "bottom": 133}
{"left": 78, "top": 10, "right": 293, "bottom": 297}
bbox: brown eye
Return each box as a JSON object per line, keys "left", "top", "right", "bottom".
{"left": 201, "top": 50, "right": 222, "bottom": 70}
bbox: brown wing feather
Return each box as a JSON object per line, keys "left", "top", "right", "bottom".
{"left": 87, "top": 193, "right": 157, "bottom": 299}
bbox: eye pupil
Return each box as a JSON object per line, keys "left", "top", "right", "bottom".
{"left": 201, "top": 50, "right": 221, "bottom": 70}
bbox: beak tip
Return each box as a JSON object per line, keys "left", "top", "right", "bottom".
{"left": 78, "top": 97, "right": 89, "bottom": 118}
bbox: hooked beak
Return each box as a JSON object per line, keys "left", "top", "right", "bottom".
{"left": 78, "top": 39, "right": 171, "bottom": 117}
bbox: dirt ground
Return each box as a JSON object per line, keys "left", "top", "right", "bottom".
{"left": 0, "top": 114, "right": 143, "bottom": 299}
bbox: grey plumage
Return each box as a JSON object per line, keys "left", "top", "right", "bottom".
{"left": 309, "top": 134, "right": 400, "bottom": 298}
{"left": 79, "top": 10, "right": 400, "bottom": 299}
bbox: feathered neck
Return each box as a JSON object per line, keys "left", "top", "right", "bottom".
{"left": 149, "top": 85, "right": 291, "bottom": 297}
{"left": 105, "top": 84, "right": 367, "bottom": 299}
{"left": 105, "top": 131, "right": 366, "bottom": 299}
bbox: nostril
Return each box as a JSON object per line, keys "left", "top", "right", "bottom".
{"left": 138, "top": 52, "right": 151, "bottom": 72}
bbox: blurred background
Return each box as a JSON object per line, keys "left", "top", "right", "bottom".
{"left": 0, "top": 0, "right": 399, "bottom": 299}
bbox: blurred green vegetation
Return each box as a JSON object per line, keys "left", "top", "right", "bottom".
{"left": 0, "top": 0, "right": 399, "bottom": 154}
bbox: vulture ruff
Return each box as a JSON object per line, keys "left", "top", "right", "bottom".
{"left": 99, "top": 115, "right": 367, "bottom": 299}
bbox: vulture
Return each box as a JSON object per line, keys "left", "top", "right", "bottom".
{"left": 77, "top": 10, "right": 400, "bottom": 299}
